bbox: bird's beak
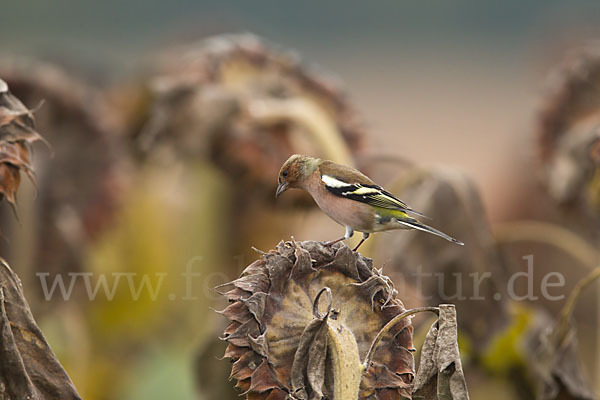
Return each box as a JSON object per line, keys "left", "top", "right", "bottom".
{"left": 275, "top": 182, "right": 288, "bottom": 198}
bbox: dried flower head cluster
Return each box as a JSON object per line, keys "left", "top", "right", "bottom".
{"left": 0, "top": 78, "right": 46, "bottom": 211}
{"left": 0, "top": 64, "right": 126, "bottom": 279}
{"left": 137, "top": 34, "right": 365, "bottom": 196}
{"left": 537, "top": 43, "right": 600, "bottom": 215}
{"left": 218, "top": 240, "right": 415, "bottom": 399}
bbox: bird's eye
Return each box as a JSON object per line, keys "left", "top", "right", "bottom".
{"left": 282, "top": 170, "right": 288, "bottom": 178}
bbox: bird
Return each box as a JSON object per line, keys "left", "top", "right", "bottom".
{"left": 275, "top": 154, "right": 464, "bottom": 251}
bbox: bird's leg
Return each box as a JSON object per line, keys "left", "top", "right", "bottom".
{"left": 352, "top": 232, "right": 370, "bottom": 252}
{"left": 323, "top": 226, "right": 354, "bottom": 246}
{"left": 323, "top": 237, "right": 344, "bottom": 246}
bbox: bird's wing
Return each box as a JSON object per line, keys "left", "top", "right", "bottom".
{"left": 321, "top": 175, "right": 410, "bottom": 209}
{"left": 318, "top": 161, "right": 424, "bottom": 215}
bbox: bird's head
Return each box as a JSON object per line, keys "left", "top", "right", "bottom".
{"left": 276, "top": 154, "right": 319, "bottom": 197}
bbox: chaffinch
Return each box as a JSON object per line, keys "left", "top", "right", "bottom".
{"left": 276, "top": 154, "right": 464, "bottom": 251}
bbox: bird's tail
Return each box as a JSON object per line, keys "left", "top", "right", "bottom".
{"left": 397, "top": 218, "right": 464, "bottom": 245}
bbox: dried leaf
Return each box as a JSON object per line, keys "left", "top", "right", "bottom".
{"left": 0, "top": 259, "right": 81, "bottom": 399}
{"left": 413, "top": 304, "right": 470, "bottom": 400}
{"left": 527, "top": 322, "right": 595, "bottom": 400}
{"left": 290, "top": 313, "right": 329, "bottom": 399}
{"left": 524, "top": 268, "right": 599, "bottom": 400}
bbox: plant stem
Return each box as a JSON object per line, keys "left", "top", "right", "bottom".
{"left": 494, "top": 220, "right": 600, "bottom": 393}
{"left": 493, "top": 220, "right": 598, "bottom": 268}
{"left": 313, "top": 287, "right": 332, "bottom": 319}
{"left": 362, "top": 306, "right": 439, "bottom": 370}
{"left": 554, "top": 267, "right": 600, "bottom": 344}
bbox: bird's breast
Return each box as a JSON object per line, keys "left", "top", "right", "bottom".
{"left": 307, "top": 183, "right": 376, "bottom": 232}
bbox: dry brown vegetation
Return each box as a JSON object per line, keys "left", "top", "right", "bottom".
{"left": 0, "top": 34, "right": 598, "bottom": 400}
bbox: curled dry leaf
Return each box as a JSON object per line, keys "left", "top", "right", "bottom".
{"left": 0, "top": 78, "right": 46, "bottom": 211}
{"left": 412, "top": 304, "right": 470, "bottom": 400}
{"left": 218, "top": 240, "right": 415, "bottom": 399}
{"left": 136, "top": 33, "right": 366, "bottom": 198}
{"left": 0, "top": 258, "right": 81, "bottom": 399}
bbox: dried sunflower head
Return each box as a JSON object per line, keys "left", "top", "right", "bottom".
{"left": 0, "top": 61, "right": 124, "bottom": 241}
{"left": 218, "top": 240, "right": 415, "bottom": 399}
{"left": 0, "top": 62, "right": 126, "bottom": 278}
{"left": 0, "top": 78, "right": 46, "bottom": 212}
{"left": 136, "top": 34, "right": 366, "bottom": 201}
{"left": 369, "top": 168, "right": 508, "bottom": 351}
{"left": 536, "top": 42, "right": 600, "bottom": 219}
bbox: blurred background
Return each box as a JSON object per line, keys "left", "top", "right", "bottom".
{"left": 3, "top": 0, "right": 600, "bottom": 216}
{"left": 1, "top": 1, "right": 600, "bottom": 399}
